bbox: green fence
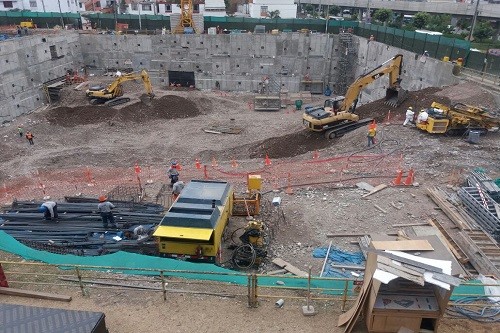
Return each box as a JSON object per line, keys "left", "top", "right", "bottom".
{"left": 1, "top": 12, "right": 499, "bottom": 75}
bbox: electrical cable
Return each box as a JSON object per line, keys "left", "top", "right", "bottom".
{"left": 446, "top": 296, "right": 500, "bottom": 323}
{"left": 231, "top": 243, "right": 256, "bottom": 269}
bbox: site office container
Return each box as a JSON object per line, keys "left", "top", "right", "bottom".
{"left": 153, "top": 180, "right": 233, "bottom": 263}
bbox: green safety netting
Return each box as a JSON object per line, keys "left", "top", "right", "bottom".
{"left": 0, "top": 231, "right": 351, "bottom": 294}
{"left": 0, "top": 231, "right": 487, "bottom": 297}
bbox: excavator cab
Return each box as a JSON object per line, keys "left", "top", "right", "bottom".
{"left": 324, "top": 96, "right": 345, "bottom": 114}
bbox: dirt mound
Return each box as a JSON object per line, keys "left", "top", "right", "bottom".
{"left": 356, "top": 87, "right": 450, "bottom": 121}
{"left": 117, "top": 95, "right": 202, "bottom": 123}
{"left": 45, "top": 95, "right": 201, "bottom": 127}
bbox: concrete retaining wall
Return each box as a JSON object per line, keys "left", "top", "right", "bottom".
{"left": 0, "top": 32, "right": 82, "bottom": 122}
{"left": 0, "top": 31, "right": 460, "bottom": 122}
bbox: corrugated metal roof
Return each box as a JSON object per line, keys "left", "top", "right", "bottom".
{"left": 158, "top": 180, "right": 231, "bottom": 229}
{"left": 0, "top": 303, "right": 106, "bottom": 333}
{"left": 154, "top": 226, "right": 213, "bottom": 240}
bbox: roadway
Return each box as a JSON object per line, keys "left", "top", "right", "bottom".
{"left": 297, "top": 0, "right": 500, "bottom": 20}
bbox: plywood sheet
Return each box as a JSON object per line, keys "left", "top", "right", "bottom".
{"left": 371, "top": 240, "right": 434, "bottom": 251}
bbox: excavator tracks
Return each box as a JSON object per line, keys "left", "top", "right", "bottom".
{"left": 324, "top": 118, "right": 373, "bottom": 139}
{"left": 104, "top": 97, "right": 130, "bottom": 107}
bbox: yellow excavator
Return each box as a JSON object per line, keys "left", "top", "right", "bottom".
{"left": 86, "top": 70, "right": 154, "bottom": 107}
{"left": 303, "top": 54, "right": 407, "bottom": 139}
{"left": 416, "top": 101, "right": 500, "bottom": 135}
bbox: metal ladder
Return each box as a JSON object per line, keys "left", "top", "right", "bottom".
{"left": 458, "top": 187, "right": 500, "bottom": 241}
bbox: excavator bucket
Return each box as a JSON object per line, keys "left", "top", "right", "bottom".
{"left": 140, "top": 93, "right": 154, "bottom": 106}
{"left": 385, "top": 87, "right": 408, "bottom": 107}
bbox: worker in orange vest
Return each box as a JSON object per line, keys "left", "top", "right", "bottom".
{"left": 367, "top": 126, "right": 376, "bottom": 147}
{"left": 25, "top": 131, "right": 34, "bottom": 145}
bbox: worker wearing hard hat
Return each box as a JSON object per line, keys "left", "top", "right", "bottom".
{"left": 97, "top": 195, "right": 117, "bottom": 229}
{"left": 172, "top": 180, "right": 185, "bottom": 201}
{"left": 39, "top": 201, "right": 58, "bottom": 220}
{"left": 167, "top": 161, "right": 180, "bottom": 187}
{"left": 417, "top": 109, "right": 429, "bottom": 124}
{"left": 403, "top": 106, "right": 414, "bottom": 126}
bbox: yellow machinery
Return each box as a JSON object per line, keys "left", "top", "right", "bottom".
{"left": 416, "top": 101, "right": 500, "bottom": 135}
{"left": 173, "top": 0, "right": 196, "bottom": 34}
{"left": 85, "top": 70, "right": 154, "bottom": 107}
{"left": 20, "top": 20, "right": 36, "bottom": 28}
{"left": 233, "top": 174, "right": 262, "bottom": 216}
{"left": 303, "top": 54, "right": 407, "bottom": 139}
{"left": 232, "top": 219, "right": 268, "bottom": 268}
{"left": 153, "top": 180, "right": 233, "bottom": 263}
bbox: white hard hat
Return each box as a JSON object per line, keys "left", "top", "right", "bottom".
{"left": 409, "top": 106, "right": 413, "bottom": 109}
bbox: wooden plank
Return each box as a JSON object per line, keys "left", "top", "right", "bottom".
{"left": 266, "top": 269, "right": 288, "bottom": 275}
{"left": 327, "top": 232, "right": 398, "bottom": 238}
{"left": 362, "top": 184, "right": 388, "bottom": 198}
{"left": 377, "top": 263, "right": 425, "bottom": 286}
{"left": 271, "top": 258, "right": 308, "bottom": 277}
{"left": 427, "top": 218, "right": 469, "bottom": 264}
{"left": 392, "top": 222, "right": 429, "bottom": 228}
{"left": 431, "top": 272, "right": 462, "bottom": 286}
{"left": 374, "top": 204, "right": 387, "bottom": 214}
{"left": 371, "top": 240, "right": 434, "bottom": 251}
{"left": 377, "top": 256, "right": 426, "bottom": 275}
{"left": 331, "top": 264, "right": 365, "bottom": 271}
{"left": 0, "top": 286, "right": 72, "bottom": 302}
{"left": 426, "top": 187, "right": 469, "bottom": 230}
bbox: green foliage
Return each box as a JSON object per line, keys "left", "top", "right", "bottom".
{"left": 224, "top": 0, "right": 229, "bottom": 11}
{"left": 373, "top": 8, "right": 393, "bottom": 25}
{"left": 350, "top": 13, "right": 358, "bottom": 21}
{"left": 428, "top": 14, "right": 451, "bottom": 33}
{"left": 457, "top": 18, "right": 470, "bottom": 30}
{"left": 269, "top": 10, "right": 280, "bottom": 19}
{"left": 473, "top": 20, "right": 494, "bottom": 42}
{"left": 305, "top": 4, "right": 314, "bottom": 15}
{"left": 413, "top": 12, "right": 430, "bottom": 29}
{"left": 329, "top": 5, "right": 341, "bottom": 16}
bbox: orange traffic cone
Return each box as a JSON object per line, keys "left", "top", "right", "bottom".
{"left": 404, "top": 168, "right": 415, "bottom": 186}
{"left": 312, "top": 150, "right": 319, "bottom": 160}
{"left": 195, "top": 159, "right": 201, "bottom": 169}
{"left": 392, "top": 170, "right": 403, "bottom": 185}
{"left": 211, "top": 157, "right": 218, "bottom": 167}
{"left": 231, "top": 159, "right": 239, "bottom": 168}
{"left": 264, "top": 154, "right": 272, "bottom": 166}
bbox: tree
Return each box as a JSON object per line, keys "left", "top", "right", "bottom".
{"left": 269, "top": 10, "right": 280, "bottom": 19}
{"left": 329, "top": 5, "right": 341, "bottom": 16}
{"left": 428, "top": 14, "right": 451, "bottom": 33}
{"left": 473, "top": 21, "right": 494, "bottom": 42}
{"left": 305, "top": 5, "right": 314, "bottom": 15}
{"left": 413, "top": 12, "right": 430, "bottom": 29}
{"left": 373, "top": 8, "right": 393, "bottom": 26}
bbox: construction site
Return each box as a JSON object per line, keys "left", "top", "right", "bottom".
{"left": 0, "top": 23, "right": 500, "bottom": 333}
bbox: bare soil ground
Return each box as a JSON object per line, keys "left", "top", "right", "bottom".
{"left": 0, "top": 78, "right": 499, "bottom": 332}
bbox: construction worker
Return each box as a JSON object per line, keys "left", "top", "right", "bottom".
{"left": 172, "top": 180, "right": 185, "bottom": 201}
{"left": 367, "top": 126, "right": 377, "bottom": 147}
{"left": 167, "top": 161, "right": 180, "bottom": 187}
{"left": 417, "top": 109, "right": 429, "bottom": 124}
{"left": 403, "top": 106, "right": 414, "bottom": 126}
{"left": 39, "top": 201, "right": 58, "bottom": 220}
{"left": 98, "top": 195, "right": 117, "bottom": 228}
{"left": 25, "top": 131, "right": 34, "bottom": 145}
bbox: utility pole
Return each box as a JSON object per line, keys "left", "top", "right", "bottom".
{"left": 468, "top": 0, "right": 481, "bottom": 41}
{"left": 57, "top": 0, "right": 64, "bottom": 28}
{"left": 41, "top": 0, "right": 46, "bottom": 12}
{"left": 113, "top": 0, "right": 118, "bottom": 31}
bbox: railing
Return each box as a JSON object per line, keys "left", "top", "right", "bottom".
{"left": 1, "top": 261, "right": 499, "bottom": 311}
{"left": 458, "top": 66, "right": 500, "bottom": 87}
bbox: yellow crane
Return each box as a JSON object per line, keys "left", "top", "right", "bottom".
{"left": 303, "top": 54, "right": 407, "bottom": 139}
{"left": 173, "top": 0, "right": 196, "bottom": 34}
{"left": 85, "top": 70, "right": 154, "bottom": 107}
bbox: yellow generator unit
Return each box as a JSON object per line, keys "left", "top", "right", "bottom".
{"left": 233, "top": 174, "right": 262, "bottom": 216}
{"left": 153, "top": 180, "right": 233, "bottom": 263}
{"left": 416, "top": 116, "right": 449, "bottom": 134}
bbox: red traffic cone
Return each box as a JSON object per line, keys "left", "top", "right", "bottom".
{"left": 404, "top": 168, "right": 415, "bottom": 186}
{"left": 231, "top": 159, "right": 239, "bottom": 168}
{"left": 392, "top": 170, "right": 403, "bottom": 185}
{"left": 195, "top": 159, "right": 201, "bottom": 170}
{"left": 312, "top": 150, "right": 319, "bottom": 160}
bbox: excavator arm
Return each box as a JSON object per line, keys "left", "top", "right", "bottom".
{"left": 339, "top": 54, "right": 405, "bottom": 113}
{"left": 86, "top": 70, "right": 154, "bottom": 106}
